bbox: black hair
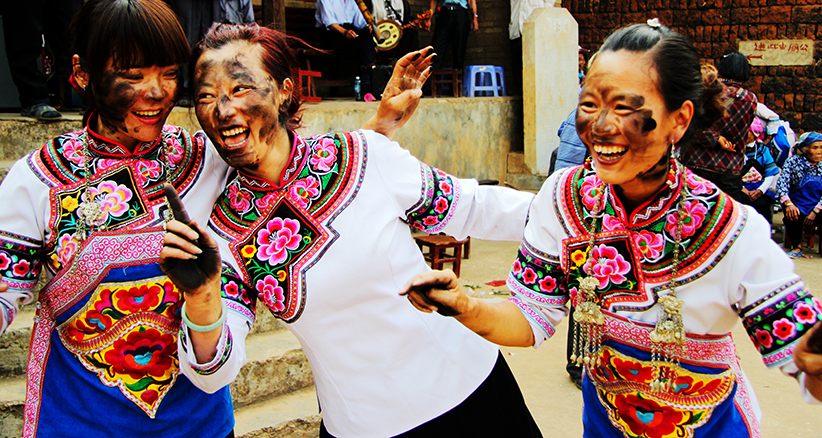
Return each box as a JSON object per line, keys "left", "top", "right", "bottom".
{"left": 718, "top": 51, "right": 751, "bottom": 83}
{"left": 596, "top": 22, "right": 725, "bottom": 145}
{"left": 70, "top": 0, "right": 190, "bottom": 124}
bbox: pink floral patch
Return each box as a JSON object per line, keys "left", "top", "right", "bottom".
{"left": 438, "top": 180, "right": 453, "bottom": 196}
{"left": 83, "top": 181, "right": 133, "bottom": 224}
{"left": 63, "top": 138, "right": 84, "bottom": 165}
{"left": 136, "top": 159, "right": 163, "bottom": 182}
{"left": 522, "top": 267, "right": 537, "bottom": 285}
{"left": 56, "top": 233, "right": 78, "bottom": 266}
{"left": 772, "top": 318, "right": 797, "bottom": 341}
{"left": 580, "top": 175, "right": 602, "bottom": 212}
{"left": 256, "top": 275, "right": 286, "bottom": 312}
{"left": 538, "top": 276, "right": 557, "bottom": 293}
{"left": 422, "top": 216, "right": 439, "bottom": 226}
{"left": 512, "top": 259, "right": 523, "bottom": 276}
{"left": 96, "top": 158, "right": 120, "bottom": 171}
{"left": 433, "top": 197, "right": 449, "bottom": 215}
{"left": 12, "top": 260, "right": 30, "bottom": 277}
{"left": 288, "top": 176, "right": 320, "bottom": 209}
{"left": 633, "top": 230, "right": 665, "bottom": 261}
{"left": 584, "top": 244, "right": 631, "bottom": 289}
{"left": 165, "top": 136, "right": 184, "bottom": 166}
{"left": 754, "top": 329, "right": 773, "bottom": 349}
{"left": 794, "top": 302, "right": 818, "bottom": 325}
{"left": 0, "top": 252, "right": 10, "bottom": 270}
{"left": 256, "top": 217, "right": 302, "bottom": 266}
{"left": 602, "top": 214, "right": 626, "bottom": 231}
{"left": 685, "top": 173, "right": 712, "bottom": 195}
{"left": 224, "top": 281, "right": 240, "bottom": 299}
{"left": 664, "top": 199, "right": 707, "bottom": 239}
{"left": 310, "top": 138, "right": 337, "bottom": 172}
{"left": 228, "top": 183, "right": 253, "bottom": 214}
{"left": 255, "top": 192, "right": 279, "bottom": 210}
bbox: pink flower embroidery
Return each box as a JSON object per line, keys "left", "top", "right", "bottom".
{"left": 63, "top": 138, "right": 84, "bottom": 165}
{"left": 754, "top": 329, "right": 773, "bottom": 349}
{"left": 585, "top": 244, "right": 631, "bottom": 289}
{"left": 96, "top": 158, "right": 120, "bottom": 171}
{"left": 772, "top": 318, "right": 797, "bottom": 341}
{"left": 136, "top": 159, "right": 162, "bottom": 183}
{"left": 438, "top": 180, "right": 453, "bottom": 196}
{"left": 0, "top": 252, "right": 10, "bottom": 270}
{"left": 56, "top": 233, "right": 79, "bottom": 266}
{"left": 82, "top": 181, "right": 133, "bottom": 225}
{"left": 433, "top": 197, "right": 449, "bottom": 215}
{"left": 569, "top": 287, "right": 580, "bottom": 306}
{"left": 633, "top": 230, "right": 665, "bottom": 261}
{"left": 812, "top": 297, "right": 822, "bottom": 314}
{"left": 256, "top": 275, "right": 285, "bottom": 312}
{"left": 685, "top": 173, "right": 712, "bottom": 195}
{"left": 256, "top": 217, "right": 302, "bottom": 265}
{"left": 288, "top": 176, "right": 320, "bottom": 209}
{"left": 255, "top": 192, "right": 279, "bottom": 210}
{"left": 512, "top": 260, "right": 523, "bottom": 276}
{"left": 434, "top": 169, "right": 448, "bottom": 179}
{"left": 12, "top": 260, "right": 30, "bottom": 277}
{"left": 224, "top": 281, "right": 240, "bottom": 299}
{"left": 165, "top": 136, "right": 184, "bottom": 166}
{"left": 602, "top": 214, "right": 626, "bottom": 231}
{"left": 422, "top": 216, "right": 439, "bottom": 226}
{"left": 665, "top": 200, "right": 708, "bottom": 239}
{"left": 539, "top": 276, "right": 557, "bottom": 293}
{"left": 522, "top": 267, "right": 537, "bottom": 285}
{"left": 794, "top": 302, "right": 818, "bottom": 325}
{"left": 580, "top": 175, "right": 603, "bottom": 212}
{"left": 310, "top": 138, "right": 337, "bottom": 171}
{"left": 228, "top": 183, "right": 253, "bottom": 214}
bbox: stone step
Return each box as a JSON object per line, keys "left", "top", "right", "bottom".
{"left": 506, "top": 152, "right": 548, "bottom": 191}
{"left": 0, "top": 327, "right": 312, "bottom": 437}
{"left": 235, "top": 386, "right": 320, "bottom": 438}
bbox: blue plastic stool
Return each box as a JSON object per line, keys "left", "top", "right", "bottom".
{"left": 494, "top": 66, "right": 507, "bottom": 97}
{"left": 463, "top": 65, "right": 499, "bottom": 97}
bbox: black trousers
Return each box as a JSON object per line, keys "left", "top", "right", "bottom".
{"left": 565, "top": 306, "right": 582, "bottom": 380}
{"left": 319, "top": 23, "right": 377, "bottom": 68}
{"left": 2, "top": 0, "right": 80, "bottom": 108}
{"left": 784, "top": 211, "right": 822, "bottom": 251}
{"left": 429, "top": 7, "right": 470, "bottom": 71}
{"left": 319, "top": 352, "right": 542, "bottom": 438}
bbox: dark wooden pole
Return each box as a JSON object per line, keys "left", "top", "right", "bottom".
{"left": 262, "top": 0, "right": 286, "bottom": 31}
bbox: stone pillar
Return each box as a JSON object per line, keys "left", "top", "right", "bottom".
{"left": 522, "top": 8, "right": 578, "bottom": 175}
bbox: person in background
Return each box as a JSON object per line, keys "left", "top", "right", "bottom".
{"left": 757, "top": 102, "right": 796, "bottom": 168}
{"left": 403, "top": 21, "right": 822, "bottom": 436}
{"left": 776, "top": 132, "right": 822, "bottom": 259}
{"left": 680, "top": 51, "right": 757, "bottom": 203}
{"left": 315, "top": 0, "right": 377, "bottom": 69}
{"left": 366, "top": 0, "right": 419, "bottom": 62}
{"left": 427, "top": 0, "right": 477, "bottom": 72}
{"left": 741, "top": 117, "right": 779, "bottom": 224}
{"left": 2, "top": 0, "right": 82, "bottom": 121}
{"left": 507, "top": 0, "right": 551, "bottom": 95}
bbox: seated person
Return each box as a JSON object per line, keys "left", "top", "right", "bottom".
{"left": 315, "top": 0, "right": 377, "bottom": 68}
{"left": 742, "top": 117, "right": 779, "bottom": 224}
{"left": 757, "top": 102, "right": 796, "bottom": 168}
{"left": 775, "top": 132, "right": 822, "bottom": 258}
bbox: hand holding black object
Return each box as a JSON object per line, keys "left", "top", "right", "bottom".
{"left": 159, "top": 184, "right": 221, "bottom": 294}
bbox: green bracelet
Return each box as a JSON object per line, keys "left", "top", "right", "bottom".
{"left": 181, "top": 300, "right": 227, "bottom": 333}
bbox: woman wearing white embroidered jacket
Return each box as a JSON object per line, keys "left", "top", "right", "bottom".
{"left": 159, "top": 23, "right": 542, "bottom": 438}
{"left": 403, "top": 21, "right": 822, "bottom": 438}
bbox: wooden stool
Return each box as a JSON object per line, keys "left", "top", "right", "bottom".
{"left": 431, "top": 69, "right": 462, "bottom": 97}
{"left": 414, "top": 234, "right": 466, "bottom": 277}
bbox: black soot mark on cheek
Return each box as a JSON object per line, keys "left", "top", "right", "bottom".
{"left": 636, "top": 152, "right": 669, "bottom": 183}
{"left": 575, "top": 110, "right": 594, "bottom": 139}
{"left": 641, "top": 111, "right": 657, "bottom": 133}
{"left": 97, "top": 72, "right": 139, "bottom": 129}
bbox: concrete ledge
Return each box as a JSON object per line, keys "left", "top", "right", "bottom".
{"left": 235, "top": 388, "right": 320, "bottom": 438}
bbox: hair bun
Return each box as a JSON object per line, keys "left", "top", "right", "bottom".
{"left": 697, "top": 63, "right": 726, "bottom": 129}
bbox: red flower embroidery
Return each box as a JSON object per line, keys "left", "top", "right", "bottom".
{"left": 614, "top": 393, "right": 684, "bottom": 438}
{"left": 754, "top": 328, "right": 773, "bottom": 349}
{"left": 794, "top": 302, "right": 818, "bottom": 325}
{"left": 433, "top": 197, "right": 449, "bottom": 215}
{"left": 422, "top": 216, "right": 439, "bottom": 226}
{"left": 633, "top": 230, "right": 665, "bottom": 261}
{"left": 664, "top": 200, "right": 707, "bottom": 239}
{"left": 613, "top": 357, "right": 655, "bottom": 382}
{"left": 522, "top": 267, "right": 538, "bottom": 285}
{"left": 585, "top": 244, "right": 631, "bottom": 289}
{"left": 224, "top": 281, "right": 240, "bottom": 299}
{"left": 12, "top": 260, "right": 30, "bottom": 277}
{"left": 104, "top": 328, "right": 176, "bottom": 380}
{"left": 256, "top": 274, "right": 286, "bottom": 312}
{"left": 112, "top": 284, "right": 163, "bottom": 313}
{"left": 438, "top": 180, "right": 453, "bottom": 196}
{"left": 228, "top": 182, "right": 253, "bottom": 214}
{"left": 512, "top": 259, "right": 523, "bottom": 276}
{"left": 772, "top": 318, "right": 797, "bottom": 341}
{"left": 141, "top": 389, "right": 159, "bottom": 405}
{"left": 0, "top": 251, "right": 10, "bottom": 270}
{"left": 538, "top": 276, "right": 557, "bottom": 293}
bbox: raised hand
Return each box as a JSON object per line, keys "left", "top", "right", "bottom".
{"left": 400, "top": 269, "right": 468, "bottom": 317}
{"left": 362, "top": 47, "right": 435, "bottom": 140}
{"left": 159, "top": 184, "right": 221, "bottom": 294}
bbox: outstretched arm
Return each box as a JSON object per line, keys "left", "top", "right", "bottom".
{"left": 159, "top": 184, "right": 224, "bottom": 363}
{"left": 400, "top": 269, "right": 535, "bottom": 347}
{"left": 362, "top": 47, "right": 435, "bottom": 140}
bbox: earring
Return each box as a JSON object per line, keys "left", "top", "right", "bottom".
{"left": 665, "top": 141, "right": 679, "bottom": 189}
{"left": 583, "top": 156, "right": 593, "bottom": 171}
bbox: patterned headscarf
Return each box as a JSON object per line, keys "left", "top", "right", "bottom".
{"left": 796, "top": 132, "right": 822, "bottom": 152}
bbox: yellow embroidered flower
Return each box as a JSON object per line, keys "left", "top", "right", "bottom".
{"left": 241, "top": 245, "right": 257, "bottom": 258}
{"left": 571, "top": 249, "right": 588, "bottom": 267}
{"left": 61, "top": 195, "right": 79, "bottom": 212}
{"left": 50, "top": 252, "right": 61, "bottom": 270}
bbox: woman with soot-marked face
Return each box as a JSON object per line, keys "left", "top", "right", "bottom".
{"left": 402, "top": 21, "right": 822, "bottom": 437}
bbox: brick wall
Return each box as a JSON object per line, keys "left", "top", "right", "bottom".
{"left": 561, "top": 0, "right": 822, "bottom": 131}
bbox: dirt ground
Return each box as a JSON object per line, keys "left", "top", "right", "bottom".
{"left": 456, "top": 234, "right": 822, "bottom": 437}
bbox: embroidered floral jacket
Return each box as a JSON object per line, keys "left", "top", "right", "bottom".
{"left": 177, "top": 130, "right": 535, "bottom": 437}
{"left": 508, "top": 165, "right": 819, "bottom": 438}
{"left": 0, "top": 124, "right": 234, "bottom": 437}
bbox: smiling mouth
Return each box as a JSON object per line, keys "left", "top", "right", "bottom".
{"left": 133, "top": 109, "right": 162, "bottom": 118}
{"left": 220, "top": 126, "right": 250, "bottom": 149}
{"left": 593, "top": 144, "right": 628, "bottom": 160}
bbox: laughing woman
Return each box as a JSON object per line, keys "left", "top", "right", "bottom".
{"left": 403, "top": 21, "right": 822, "bottom": 437}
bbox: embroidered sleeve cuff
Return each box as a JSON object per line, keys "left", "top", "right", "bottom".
{"left": 181, "top": 322, "right": 233, "bottom": 376}
{"left": 509, "top": 296, "right": 555, "bottom": 349}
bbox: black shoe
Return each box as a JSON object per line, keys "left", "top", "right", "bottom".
{"left": 21, "top": 103, "right": 62, "bottom": 121}
{"left": 570, "top": 375, "right": 583, "bottom": 390}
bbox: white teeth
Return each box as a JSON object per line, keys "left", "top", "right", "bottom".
{"left": 222, "top": 127, "right": 248, "bottom": 137}
{"left": 593, "top": 145, "right": 627, "bottom": 155}
{"left": 134, "top": 110, "right": 161, "bottom": 117}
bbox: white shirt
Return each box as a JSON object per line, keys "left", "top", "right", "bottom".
{"left": 509, "top": 0, "right": 552, "bottom": 40}
{"left": 316, "top": 0, "right": 368, "bottom": 30}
